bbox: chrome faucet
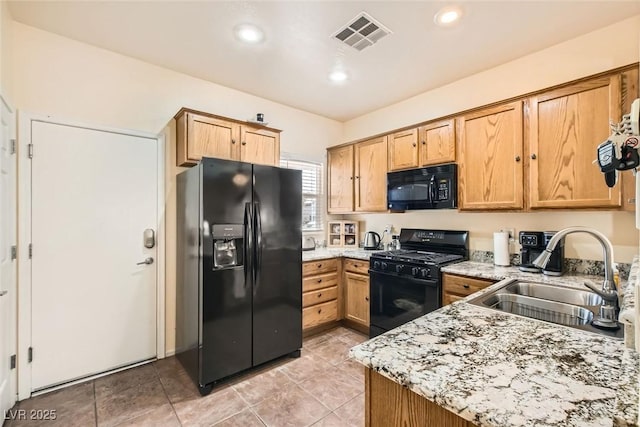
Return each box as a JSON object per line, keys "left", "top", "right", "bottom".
{"left": 532, "top": 226, "right": 619, "bottom": 330}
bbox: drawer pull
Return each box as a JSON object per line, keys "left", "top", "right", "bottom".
{"left": 317, "top": 264, "right": 322, "bottom": 268}
{"left": 365, "top": 296, "right": 369, "bottom": 302}
{"left": 317, "top": 279, "right": 322, "bottom": 283}
{"left": 317, "top": 293, "right": 322, "bottom": 297}
{"left": 463, "top": 284, "right": 470, "bottom": 289}
{"left": 318, "top": 309, "right": 322, "bottom": 314}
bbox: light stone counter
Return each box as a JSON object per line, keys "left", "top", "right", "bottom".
{"left": 301, "top": 248, "right": 382, "bottom": 262}
{"left": 350, "top": 259, "right": 640, "bottom": 427}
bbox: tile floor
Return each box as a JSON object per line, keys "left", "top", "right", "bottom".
{"left": 3, "top": 327, "right": 368, "bottom": 427}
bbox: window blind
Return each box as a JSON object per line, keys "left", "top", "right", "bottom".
{"left": 280, "top": 158, "right": 324, "bottom": 231}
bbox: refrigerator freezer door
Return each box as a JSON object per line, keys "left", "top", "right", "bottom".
{"left": 200, "top": 158, "right": 253, "bottom": 384}
{"left": 252, "top": 165, "right": 302, "bottom": 366}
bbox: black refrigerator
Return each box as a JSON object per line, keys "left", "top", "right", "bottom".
{"left": 176, "top": 157, "right": 302, "bottom": 395}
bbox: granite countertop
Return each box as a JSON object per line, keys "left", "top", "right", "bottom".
{"left": 302, "top": 248, "right": 382, "bottom": 262}
{"left": 350, "top": 260, "right": 640, "bottom": 427}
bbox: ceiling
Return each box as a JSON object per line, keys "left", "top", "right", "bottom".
{"left": 7, "top": 1, "right": 640, "bottom": 122}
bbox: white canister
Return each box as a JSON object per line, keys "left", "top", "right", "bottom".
{"left": 493, "top": 231, "right": 510, "bottom": 266}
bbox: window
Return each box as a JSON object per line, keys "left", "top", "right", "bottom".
{"left": 280, "top": 156, "right": 324, "bottom": 231}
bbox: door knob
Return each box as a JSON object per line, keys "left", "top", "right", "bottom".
{"left": 136, "top": 257, "right": 154, "bottom": 265}
{"left": 0, "top": 290, "right": 7, "bottom": 297}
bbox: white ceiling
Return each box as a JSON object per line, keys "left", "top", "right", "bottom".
{"left": 7, "top": 1, "right": 640, "bottom": 121}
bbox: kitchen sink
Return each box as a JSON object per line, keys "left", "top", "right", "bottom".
{"left": 469, "top": 279, "right": 624, "bottom": 339}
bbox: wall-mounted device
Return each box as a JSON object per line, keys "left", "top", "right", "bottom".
{"left": 143, "top": 228, "right": 155, "bottom": 249}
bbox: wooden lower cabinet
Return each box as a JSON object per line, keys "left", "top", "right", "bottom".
{"left": 366, "top": 369, "right": 474, "bottom": 427}
{"left": 343, "top": 258, "right": 370, "bottom": 332}
{"left": 442, "top": 273, "right": 496, "bottom": 306}
{"left": 302, "top": 259, "right": 340, "bottom": 332}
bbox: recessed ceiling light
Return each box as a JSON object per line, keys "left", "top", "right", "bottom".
{"left": 234, "top": 24, "right": 264, "bottom": 43}
{"left": 329, "top": 70, "right": 349, "bottom": 83}
{"left": 434, "top": 6, "right": 462, "bottom": 26}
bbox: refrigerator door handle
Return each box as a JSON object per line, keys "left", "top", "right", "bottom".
{"left": 244, "top": 202, "right": 253, "bottom": 290}
{"left": 254, "top": 201, "right": 262, "bottom": 293}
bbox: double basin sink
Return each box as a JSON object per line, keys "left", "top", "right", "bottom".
{"left": 469, "top": 279, "right": 624, "bottom": 339}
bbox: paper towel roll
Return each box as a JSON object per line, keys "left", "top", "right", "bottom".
{"left": 493, "top": 232, "right": 510, "bottom": 266}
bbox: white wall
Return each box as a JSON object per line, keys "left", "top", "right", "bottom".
{"left": 9, "top": 22, "right": 343, "bottom": 355}
{"left": 341, "top": 15, "right": 640, "bottom": 265}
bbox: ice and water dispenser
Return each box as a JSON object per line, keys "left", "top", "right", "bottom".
{"left": 212, "top": 224, "right": 244, "bottom": 269}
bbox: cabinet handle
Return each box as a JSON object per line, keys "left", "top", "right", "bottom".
{"left": 318, "top": 293, "right": 322, "bottom": 298}
{"left": 422, "top": 141, "right": 426, "bottom": 145}
{"left": 241, "top": 141, "right": 247, "bottom": 146}
{"left": 232, "top": 139, "right": 236, "bottom": 144}
{"left": 515, "top": 156, "right": 521, "bottom": 162}
{"left": 463, "top": 284, "right": 470, "bottom": 289}
{"left": 412, "top": 143, "right": 416, "bottom": 147}
{"left": 317, "top": 279, "right": 322, "bottom": 283}
{"left": 317, "top": 264, "right": 322, "bottom": 268}
{"left": 350, "top": 176, "right": 353, "bottom": 180}
{"left": 354, "top": 264, "right": 359, "bottom": 268}
{"left": 318, "top": 308, "right": 322, "bottom": 314}
{"left": 355, "top": 176, "right": 360, "bottom": 179}
{"left": 365, "top": 297, "right": 369, "bottom": 302}
{"left": 531, "top": 153, "right": 537, "bottom": 160}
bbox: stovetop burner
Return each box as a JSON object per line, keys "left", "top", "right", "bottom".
{"left": 372, "top": 249, "right": 463, "bottom": 266}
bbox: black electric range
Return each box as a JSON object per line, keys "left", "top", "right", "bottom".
{"left": 369, "top": 229, "right": 468, "bottom": 338}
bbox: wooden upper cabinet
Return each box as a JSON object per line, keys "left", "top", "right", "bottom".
{"left": 457, "top": 101, "right": 524, "bottom": 210}
{"left": 419, "top": 119, "right": 455, "bottom": 166}
{"left": 240, "top": 126, "right": 280, "bottom": 166}
{"left": 528, "top": 76, "right": 621, "bottom": 208}
{"left": 177, "top": 112, "right": 239, "bottom": 166}
{"left": 355, "top": 136, "right": 388, "bottom": 212}
{"left": 327, "top": 145, "right": 354, "bottom": 213}
{"left": 175, "top": 108, "right": 281, "bottom": 167}
{"left": 388, "top": 128, "right": 419, "bottom": 171}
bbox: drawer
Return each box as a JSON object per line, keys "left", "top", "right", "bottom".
{"left": 344, "top": 258, "right": 369, "bottom": 275}
{"left": 303, "top": 258, "right": 338, "bottom": 276}
{"left": 303, "top": 300, "right": 338, "bottom": 329}
{"left": 303, "top": 272, "right": 338, "bottom": 293}
{"left": 302, "top": 286, "right": 338, "bottom": 308}
{"left": 442, "top": 292, "right": 465, "bottom": 306}
{"left": 442, "top": 274, "right": 495, "bottom": 297}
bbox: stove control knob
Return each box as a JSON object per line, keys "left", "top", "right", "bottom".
{"left": 381, "top": 262, "right": 388, "bottom": 270}
{"left": 420, "top": 269, "right": 429, "bottom": 278}
{"left": 411, "top": 267, "right": 419, "bottom": 276}
{"left": 373, "top": 261, "right": 381, "bottom": 270}
{"left": 395, "top": 264, "right": 404, "bottom": 273}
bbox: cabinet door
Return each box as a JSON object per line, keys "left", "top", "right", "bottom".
{"left": 388, "top": 128, "right": 419, "bottom": 171}
{"left": 240, "top": 126, "right": 280, "bottom": 166}
{"left": 419, "top": 119, "right": 455, "bottom": 166}
{"left": 355, "top": 136, "right": 388, "bottom": 212}
{"left": 345, "top": 272, "right": 369, "bottom": 327}
{"left": 457, "top": 101, "right": 524, "bottom": 210}
{"left": 327, "top": 146, "right": 354, "bottom": 213}
{"left": 529, "top": 76, "right": 621, "bottom": 208}
{"left": 185, "top": 113, "right": 239, "bottom": 164}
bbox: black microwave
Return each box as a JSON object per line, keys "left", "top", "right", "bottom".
{"left": 387, "top": 163, "right": 457, "bottom": 210}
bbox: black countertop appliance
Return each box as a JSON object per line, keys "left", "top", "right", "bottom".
{"left": 519, "top": 231, "right": 565, "bottom": 276}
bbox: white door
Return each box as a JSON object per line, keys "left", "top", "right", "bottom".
{"left": 0, "top": 100, "right": 16, "bottom": 413}
{"left": 30, "top": 121, "right": 158, "bottom": 391}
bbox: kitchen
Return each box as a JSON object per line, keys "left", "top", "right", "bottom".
{"left": 1, "top": 1, "right": 640, "bottom": 427}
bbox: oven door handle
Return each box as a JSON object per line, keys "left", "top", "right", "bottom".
{"left": 369, "top": 270, "right": 438, "bottom": 287}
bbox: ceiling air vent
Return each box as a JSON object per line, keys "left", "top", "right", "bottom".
{"left": 332, "top": 12, "right": 392, "bottom": 51}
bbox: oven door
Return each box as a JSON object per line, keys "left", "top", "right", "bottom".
{"left": 369, "top": 270, "right": 440, "bottom": 338}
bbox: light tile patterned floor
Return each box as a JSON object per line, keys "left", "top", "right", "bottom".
{"left": 4, "top": 327, "right": 368, "bottom": 427}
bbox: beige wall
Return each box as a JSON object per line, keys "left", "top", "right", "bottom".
{"left": 1, "top": 0, "right": 13, "bottom": 102}
{"left": 9, "top": 22, "right": 343, "bottom": 355}
{"left": 341, "top": 15, "right": 640, "bottom": 265}
{"left": 343, "top": 15, "right": 640, "bottom": 143}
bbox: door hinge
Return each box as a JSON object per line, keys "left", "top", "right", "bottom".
{"left": 28, "top": 143, "right": 33, "bottom": 159}
{"left": 28, "top": 347, "right": 33, "bottom": 363}
{"left": 28, "top": 243, "right": 32, "bottom": 259}
{"left": 10, "top": 354, "right": 16, "bottom": 369}
{"left": 10, "top": 245, "right": 16, "bottom": 261}
{"left": 9, "top": 138, "right": 16, "bottom": 155}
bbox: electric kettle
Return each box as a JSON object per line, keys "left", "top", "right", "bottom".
{"left": 363, "top": 231, "right": 381, "bottom": 250}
